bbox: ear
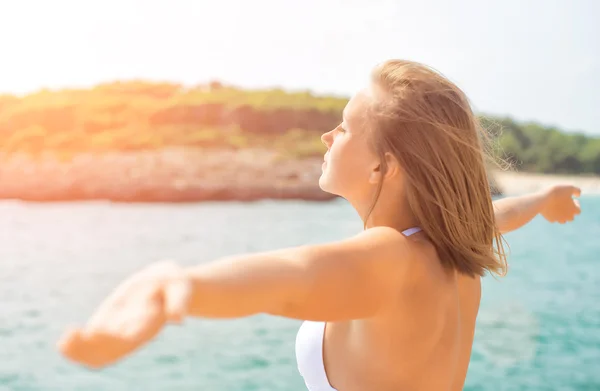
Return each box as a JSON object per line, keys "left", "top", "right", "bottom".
{"left": 369, "top": 152, "right": 401, "bottom": 184}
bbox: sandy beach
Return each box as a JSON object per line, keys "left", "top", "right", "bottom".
{"left": 493, "top": 170, "right": 600, "bottom": 196}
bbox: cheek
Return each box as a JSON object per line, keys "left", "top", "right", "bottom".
{"left": 329, "top": 141, "right": 372, "bottom": 180}
{"left": 320, "top": 138, "right": 377, "bottom": 195}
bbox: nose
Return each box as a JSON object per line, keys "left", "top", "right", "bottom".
{"left": 321, "top": 129, "right": 333, "bottom": 149}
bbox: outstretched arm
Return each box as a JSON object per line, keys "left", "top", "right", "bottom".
{"left": 493, "top": 185, "right": 581, "bottom": 234}
{"left": 184, "top": 226, "right": 409, "bottom": 321}
{"left": 57, "top": 227, "right": 412, "bottom": 368}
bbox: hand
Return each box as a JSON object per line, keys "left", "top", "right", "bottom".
{"left": 57, "top": 261, "right": 192, "bottom": 369}
{"left": 539, "top": 185, "right": 581, "bottom": 224}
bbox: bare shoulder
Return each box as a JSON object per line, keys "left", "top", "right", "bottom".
{"left": 361, "top": 227, "right": 449, "bottom": 288}
{"left": 336, "top": 226, "right": 420, "bottom": 259}
{"left": 324, "top": 226, "right": 424, "bottom": 276}
{"left": 359, "top": 226, "right": 432, "bottom": 263}
{"left": 288, "top": 225, "right": 422, "bottom": 285}
{"left": 259, "top": 226, "right": 428, "bottom": 320}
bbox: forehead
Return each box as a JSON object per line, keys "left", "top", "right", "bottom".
{"left": 343, "top": 87, "right": 374, "bottom": 128}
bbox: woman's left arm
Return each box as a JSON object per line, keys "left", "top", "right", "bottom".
{"left": 493, "top": 185, "right": 581, "bottom": 234}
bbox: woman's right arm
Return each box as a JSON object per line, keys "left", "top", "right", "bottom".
{"left": 182, "top": 226, "right": 414, "bottom": 322}
{"left": 57, "top": 226, "right": 413, "bottom": 369}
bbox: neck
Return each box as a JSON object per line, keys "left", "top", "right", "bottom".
{"left": 349, "top": 188, "right": 420, "bottom": 232}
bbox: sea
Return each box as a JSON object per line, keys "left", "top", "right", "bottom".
{"left": 0, "top": 196, "right": 598, "bottom": 391}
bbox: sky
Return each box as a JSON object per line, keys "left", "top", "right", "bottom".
{"left": 0, "top": 0, "right": 598, "bottom": 134}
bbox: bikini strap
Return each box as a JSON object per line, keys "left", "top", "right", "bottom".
{"left": 401, "top": 227, "right": 422, "bottom": 236}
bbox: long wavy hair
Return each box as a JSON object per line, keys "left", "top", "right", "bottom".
{"left": 365, "top": 59, "right": 507, "bottom": 277}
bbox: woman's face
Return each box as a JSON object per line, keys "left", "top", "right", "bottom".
{"left": 319, "top": 88, "right": 381, "bottom": 201}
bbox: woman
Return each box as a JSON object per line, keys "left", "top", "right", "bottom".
{"left": 58, "top": 60, "right": 581, "bottom": 390}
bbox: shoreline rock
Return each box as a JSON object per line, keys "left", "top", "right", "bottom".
{"left": 0, "top": 148, "right": 337, "bottom": 203}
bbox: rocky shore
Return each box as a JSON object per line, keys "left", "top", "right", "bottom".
{"left": 0, "top": 148, "right": 336, "bottom": 202}
{"left": 4, "top": 147, "right": 587, "bottom": 203}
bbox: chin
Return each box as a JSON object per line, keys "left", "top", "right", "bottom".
{"left": 318, "top": 174, "right": 340, "bottom": 196}
{"left": 318, "top": 174, "right": 332, "bottom": 193}
{"left": 318, "top": 175, "right": 328, "bottom": 191}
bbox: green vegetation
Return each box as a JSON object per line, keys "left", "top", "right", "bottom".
{"left": 480, "top": 116, "right": 600, "bottom": 175}
{"left": 0, "top": 81, "right": 598, "bottom": 174}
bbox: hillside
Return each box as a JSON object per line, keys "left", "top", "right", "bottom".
{"left": 0, "top": 81, "right": 597, "bottom": 201}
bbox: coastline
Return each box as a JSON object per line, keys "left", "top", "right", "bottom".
{"left": 0, "top": 148, "right": 596, "bottom": 202}
{"left": 493, "top": 170, "right": 600, "bottom": 196}
{"left": 0, "top": 148, "right": 336, "bottom": 203}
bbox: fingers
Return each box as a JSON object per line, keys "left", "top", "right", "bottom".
{"left": 58, "top": 327, "right": 134, "bottom": 369}
{"left": 57, "top": 327, "right": 103, "bottom": 368}
{"left": 57, "top": 326, "right": 83, "bottom": 357}
{"left": 569, "top": 186, "right": 582, "bottom": 197}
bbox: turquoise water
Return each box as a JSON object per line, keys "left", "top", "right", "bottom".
{"left": 0, "top": 196, "right": 598, "bottom": 391}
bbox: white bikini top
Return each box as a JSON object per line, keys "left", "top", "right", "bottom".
{"left": 295, "top": 227, "right": 422, "bottom": 391}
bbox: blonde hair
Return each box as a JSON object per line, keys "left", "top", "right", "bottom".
{"left": 366, "top": 59, "right": 507, "bottom": 277}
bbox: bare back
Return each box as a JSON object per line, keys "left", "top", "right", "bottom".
{"left": 321, "top": 238, "right": 481, "bottom": 391}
